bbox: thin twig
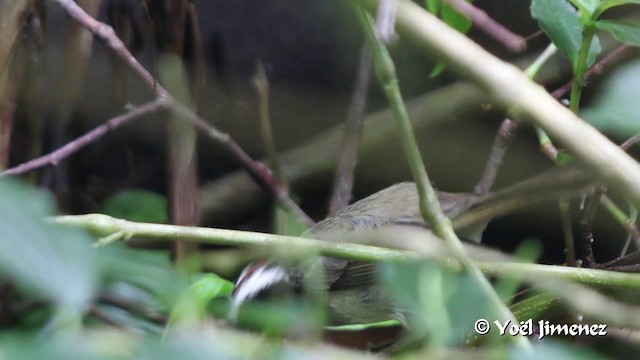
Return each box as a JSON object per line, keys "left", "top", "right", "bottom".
{"left": 600, "top": 248, "right": 640, "bottom": 269}
{"left": 188, "top": 3, "right": 205, "bottom": 120}
{"left": 328, "top": 0, "right": 396, "bottom": 215}
{"left": 579, "top": 186, "right": 606, "bottom": 267}
{"left": 254, "top": 61, "right": 299, "bottom": 234}
{"left": 474, "top": 44, "right": 556, "bottom": 194}
{"left": 559, "top": 198, "right": 576, "bottom": 266}
{"left": 474, "top": 119, "right": 518, "bottom": 195}
{"left": 254, "top": 61, "right": 286, "bottom": 188}
{"left": 1, "top": 100, "right": 166, "bottom": 176}
{"left": 48, "top": 0, "right": 314, "bottom": 226}
{"left": 167, "top": 0, "right": 201, "bottom": 263}
{"left": 329, "top": 46, "right": 372, "bottom": 215}
{"left": 620, "top": 132, "right": 640, "bottom": 151}
{"left": 600, "top": 196, "right": 640, "bottom": 250}
{"left": 445, "top": 0, "right": 526, "bottom": 53}
{"left": 621, "top": 204, "right": 639, "bottom": 256}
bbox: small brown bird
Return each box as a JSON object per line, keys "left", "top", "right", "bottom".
{"left": 231, "top": 164, "right": 593, "bottom": 326}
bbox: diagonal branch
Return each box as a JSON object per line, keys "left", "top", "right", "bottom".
{"left": 1, "top": 100, "right": 165, "bottom": 176}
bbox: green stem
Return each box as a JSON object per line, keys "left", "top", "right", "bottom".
{"left": 52, "top": 214, "right": 640, "bottom": 329}
{"left": 569, "top": 25, "right": 596, "bottom": 114}
{"left": 524, "top": 43, "right": 557, "bottom": 79}
{"left": 356, "top": 8, "right": 529, "bottom": 348}
{"left": 51, "top": 214, "right": 640, "bottom": 291}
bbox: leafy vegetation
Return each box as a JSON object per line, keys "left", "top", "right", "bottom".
{"left": 3, "top": 0, "right": 640, "bottom": 359}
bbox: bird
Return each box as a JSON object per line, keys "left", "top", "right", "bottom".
{"left": 230, "top": 164, "right": 593, "bottom": 327}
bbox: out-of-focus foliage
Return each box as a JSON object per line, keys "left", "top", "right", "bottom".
{"left": 581, "top": 60, "right": 640, "bottom": 137}
{"left": 509, "top": 341, "right": 607, "bottom": 360}
{"left": 6, "top": 0, "right": 640, "bottom": 358}
{"left": 100, "top": 189, "right": 168, "bottom": 224}
{"left": 0, "top": 179, "right": 98, "bottom": 311}
{"left": 273, "top": 203, "right": 309, "bottom": 236}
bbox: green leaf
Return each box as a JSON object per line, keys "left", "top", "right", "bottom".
{"left": 168, "top": 273, "right": 233, "bottom": 327}
{"left": 381, "top": 260, "right": 488, "bottom": 345}
{"left": 0, "top": 180, "right": 98, "bottom": 309}
{"left": 580, "top": 60, "right": 640, "bottom": 137}
{"left": 556, "top": 150, "right": 575, "bottom": 165}
{"left": 100, "top": 244, "right": 184, "bottom": 307}
{"left": 596, "top": 20, "right": 640, "bottom": 46}
{"left": 531, "top": 0, "right": 601, "bottom": 69}
{"left": 100, "top": 189, "right": 167, "bottom": 224}
{"left": 442, "top": 1, "right": 472, "bottom": 34}
{"left": 425, "top": 0, "right": 441, "bottom": 14}
{"left": 587, "top": 34, "right": 602, "bottom": 68}
{"left": 598, "top": 0, "right": 640, "bottom": 14}
{"left": 426, "top": 1, "right": 471, "bottom": 78}
{"left": 190, "top": 273, "right": 234, "bottom": 306}
{"left": 568, "top": 0, "right": 599, "bottom": 17}
{"left": 429, "top": 60, "right": 447, "bottom": 78}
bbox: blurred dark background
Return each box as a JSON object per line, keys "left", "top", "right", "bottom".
{"left": 5, "top": 0, "right": 640, "bottom": 268}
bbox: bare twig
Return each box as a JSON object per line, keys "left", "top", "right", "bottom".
{"left": 328, "top": 1, "right": 397, "bottom": 215}
{"left": 166, "top": 0, "right": 201, "bottom": 264}
{"left": 474, "top": 119, "right": 518, "bottom": 195}
{"left": 188, "top": 3, "right": 205, "bottom": 114}
{"left": 579, "top": 186, "right": 606, "bottom": 267}
{"left": 329, "top": 46, "right": 372, "bottom": 215}
{"left": 254, "top": 61, "right": 286, "bottom": 188}
{"left": 254, "top": 61, "right": 299, "bottom": 234}
{"left": 445, "top": 0, "right": 526, "bottom": 53}
{"left": 47, "top": 0, "right": 313, "bottom": 226}
{"left": 600, "top": 248, "right": 640, "bottom": 269}
{"left": 21, "top": 7, "right": 47, "bottom": 185}
{"left": 620, "top": 132, "right": 640, "bottom": 151}
{"left": 1, "top": 100, "right": 166, "bottom": 176}
{"left": 0, "top": 0, "right": 31, "bottom": 168}
{"left": 600, "top": 196, "right": 640, "bottom": 249}
{"left": 559, "top": 198, "right": 576, "bottom": 266}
